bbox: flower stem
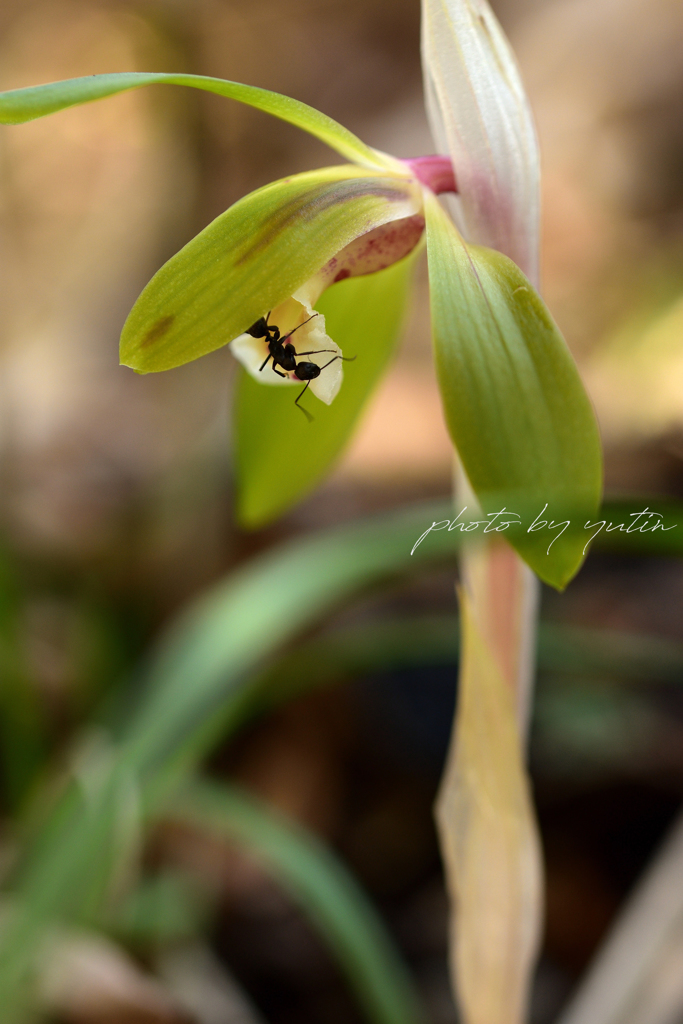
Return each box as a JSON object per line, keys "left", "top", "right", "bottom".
{"left": 403, "top": 155, "right": 457, "bottom": 195}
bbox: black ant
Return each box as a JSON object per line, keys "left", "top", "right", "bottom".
{"left": 245, "top": 311, "right": 355, "bottom": 421}
{"left": 246, "top": 310, "right": 281, "bottom": 346}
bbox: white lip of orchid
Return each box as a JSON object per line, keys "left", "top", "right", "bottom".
{"left": 230, "top": 296, "right": 343, "bottom": 405}
{"left": 421, "top": 0, "right": 540, "bottom": 282}
{"left": 230, "top": 211, "right": 427, "bottom": 406}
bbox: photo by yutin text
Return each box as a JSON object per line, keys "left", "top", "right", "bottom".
{"left": 410, "top": 505, "right": 677, "bottom": 557}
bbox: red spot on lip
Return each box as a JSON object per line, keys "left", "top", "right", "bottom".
{"left": 323, "top": 213, "right": 425, "bottom": 283}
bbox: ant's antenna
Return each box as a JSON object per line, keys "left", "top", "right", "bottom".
{"left": 284, "top": 313, "right": 319, "bottom": 341}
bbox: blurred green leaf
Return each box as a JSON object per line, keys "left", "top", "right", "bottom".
{"left": 236, "top": 251, "right": 418, "bottom": 526}
{"left": 587, "top": 498, "right": 683, "bottom": 557}
{"left": 121, "top": 167, "right": 420, "bottom": 372}
{"left": 425, "top": 193, "right": 603, "bottom": 590}
{"left": 112, "top": 870, "right": 207, "bottom": 946}
{"left": 0, "top": 72, "right": 391, "bottom": 169}
{"left": 0, "top": 501, "right": 463, "bottom": 1016}
{"left": 2, "top": 496, "right": 682, "bottom": 1016}
{"left": 175, "top": 778, "right": 424, "bottom": 1024}
{"left": 120, "top": 502, "right": 464, "bottom": 788}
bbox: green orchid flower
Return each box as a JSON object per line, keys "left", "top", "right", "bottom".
{"left": 0, "top": 28, "right": 601, "bottom": 588}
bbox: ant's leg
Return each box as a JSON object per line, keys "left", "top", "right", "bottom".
{"left": 294, "top": 381, "right": 314, "bottom": 422}
{"left": 273, "top": 368, "right": 287, "bottom": 378}
{"left": 294, "top": 348, "right": 336, "bottom": 357}
{"left": 259, "top": 352, "right": 273, "bottom": 372}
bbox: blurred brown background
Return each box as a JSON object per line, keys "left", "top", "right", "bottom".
{"left": 1, "top": 1, "right": 683, "bottom": 1023}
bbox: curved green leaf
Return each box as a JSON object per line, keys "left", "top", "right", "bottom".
{"left": 120, "top": 166, "right": 420, "bottom": 372}
{"left": 235, "top": 250, "right": 418, "bottom": 527}
{"left": 121, "top": 501, "right": 463, "bottom": 781}
{"left": 1, "top": 497, "right": 682, "bottom": 1014}
{"left": 176, "top": 779, "right": 424, "bottom": 1024}
{"left": 0, "top": 484, "right": 678, "bottom": 1024}
{"left": 425, "top": 193, "right": 602, "bottom": 589}
{"left": 0, "top": 72, "right": 392, "bottom": 170}
{"left": 0, "top": 502, "right": 466, "bottom": 1019}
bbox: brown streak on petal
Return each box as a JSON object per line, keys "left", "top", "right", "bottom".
{"left": 141, "top": 315, "right": 175, "bottom": 348}
{"left": 235, "top": 178, "right": 412, "bottom": 266}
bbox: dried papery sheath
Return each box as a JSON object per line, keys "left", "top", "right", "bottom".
{"left": 421, "top": 0, "right": 540, "bottom": 281}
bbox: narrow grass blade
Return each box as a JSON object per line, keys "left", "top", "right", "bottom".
{"left": 0, "top": 73, "right": 390, "bottom": 170}
{"left": 556, "top": 810, "right": 683, "bottom": 1024}
{"left": 1, "top": 497, "right": 681, "bottom": 1015}
{"left": 0, "top": 502, "right": 464, "bottom": 1014}
{"left": 175, "top": 778, "right": 425, "bottom": 1024}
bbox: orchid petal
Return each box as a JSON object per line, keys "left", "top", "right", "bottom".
{"left": 425, "top": 192, "right": 602, "bottom": 589}
{"left": 120, "top": 165, "right": 421, "bottom": 373}
{"left": 421, "top": 0, "right": 539, "bottom": 280}
{"left": 0, "top": 72, "right": 397, "bottom": 171}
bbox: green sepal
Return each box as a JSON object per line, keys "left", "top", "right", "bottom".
{"left": 120, "top": 166, "right": 420, "bottom": 372}
{"left": 425, "top": 194, "right": 602, "bottom": 589}
{"left": 235, "top": 249, "right": 418, "bottom": 527}
{"left": 0, "top": 72, "right": 393, "bottom": 170}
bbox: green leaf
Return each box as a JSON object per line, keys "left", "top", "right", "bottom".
{"left": 585, "top": 497, "right": 683, "bottom": 558}
{"left": 111, "top": 871, "right": 207, "bottom": 944}
{"left": 0, "top": 72, "right": 391, "bottom": 170}
{"left": 120, "top": 166, "right": 420, "bottom": 372}
{"left": 120, "top": 501, "right": 464, "bottom": 783}
{"left": 235, "top": 250, "right": 418, "bottom": 527}
{"left": 0, "top": 501, "right": 466, "bottom": 1019}
{"left": 175, "top": 779, "right": 424, "bottom": 1024}
{"left": 425, "top": 194, "right": 602, "bottom": 589}
{"left": 1, "top": 495, "right": 682, "bottom": 1014}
